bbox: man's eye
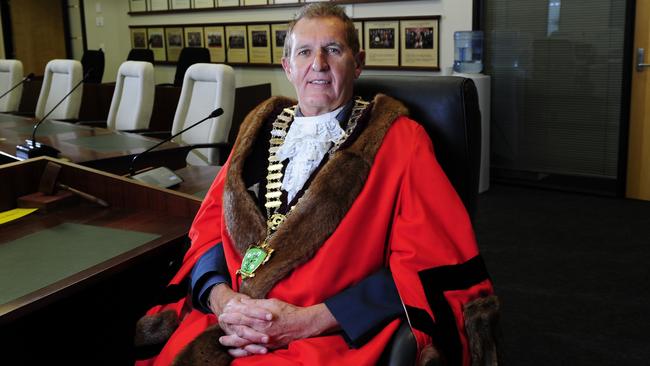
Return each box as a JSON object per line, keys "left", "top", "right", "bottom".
{"left": 327, "top": 47, "right": 341, "bottom": 54}
{"left": 297, "top": 49, "right": 310, "bottom": 56}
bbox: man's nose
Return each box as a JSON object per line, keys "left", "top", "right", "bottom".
{"left": 311, "top": 50, "right": 329, "bottom": 72}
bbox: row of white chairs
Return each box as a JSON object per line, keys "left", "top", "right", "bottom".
{"left": 0, "top": 59, "right": 235, "bottom": 165}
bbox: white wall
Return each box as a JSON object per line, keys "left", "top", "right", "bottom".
{"left": 0, "top": 6, "right": 6, "bottom": 59}
{"left": 83, "top": 0, "right": 473, "bottom": 97}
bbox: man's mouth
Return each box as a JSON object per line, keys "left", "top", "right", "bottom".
{"left": 309, "top": 79, "right": 331, "bottom": 85}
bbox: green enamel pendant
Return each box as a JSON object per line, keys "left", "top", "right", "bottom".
{"left": 236, "top": 241, "right": 274, "bottom": 279}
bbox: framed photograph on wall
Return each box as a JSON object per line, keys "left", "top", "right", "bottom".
{"left": 363, "top": 20, "right": 399, "bottom": 67}
{"left": 170, "top": 0, "right": 190, "bottom": 9}
{"left": 185, "top": 27, "right": 205, "bottom": 48}
{"left": 271, "top": 0, "right": 299, "bottom": 3}
{"left": 353, "top": 21, "right": 363, "bottom": 49}
{"left": 148, "top": 27, "right": 167, "bottom": 61}
{"left": 149, "top": 0, "right": 169, "bottom": 11}
{"left": 226, "top": 25, "right": 248, "bottom": 63}
{"left": 400, "top": 17, "right": 440, "bottom": 69}
{"left": 248, "top": 24, "right": 271, "bottom": 64}
{"left": 129, "top": 0, "right": 147, "bottom": 12}
{"left": 131, "top": 28, "right": 148, "bottom": 49}
{"left": 165, "top": 27, "right": 184, "bottom": 62}
{"left": 271, "top": 23, "right": 288, "bottom": 64}
{"left": 193, "top": 0, "right": 215, "bottom": 8}
{"left": 204, "top": 26, "right": 226, "bottom": 62}
{"left": 243, "top": 0, "right": 267, "bottom": 5}
{"left": 217, "top": 0, "right": 239, "bottom": 6}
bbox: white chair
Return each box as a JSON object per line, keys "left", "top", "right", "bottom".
{"left": 171, "top": 63, "right": 235, "bottom": 165}
{"left": 106, "top": 61, "right": 155, "bottom": 131}
{"left": 35, "top": 59, "right": 83, "bottom": 120}
{"left": 0, "top": 59, "right": 24, "bottom": 112}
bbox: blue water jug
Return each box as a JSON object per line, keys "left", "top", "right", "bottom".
{"left": 453, "top": 31, "right": 484, "bottom": 73}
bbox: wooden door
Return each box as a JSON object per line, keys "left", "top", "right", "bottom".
{"left": 627, "top": 0, "right": 650, "bottom": 200}
{"left": 9, "top": 0, "right": 67, "bottom": 76}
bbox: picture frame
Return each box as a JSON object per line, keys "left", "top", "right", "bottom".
{"left": 226, "top": 25, "right": 249, "bottom": 63}
{"left": 131, "top": 28, "right": 148, "bottom": 49}
{"left": 193, "top": 0, "right": 215, "bottom": 8}
{"left": 170, "top": 0, "right": 191, "bottom": 9}
{"left": 363, "top": 20, "right": 399, "bottom": 67}
{"left": 248, "top": 24, "right": 272, "bottom": 64}
{"left": 400, "top": 17, "right": 440, "bottom": 69}
{"left": 270, "top": 0, "right": 299, "bottom": 3}
{"left": 148, "top": 27, "right": 167, "bottom": 61}
{"left": 129, "top": 0, "right": 147, "bottom": 12}
{"left": 217, "top": 0, "right": 239, "bottom": 6}
{"left": 353, "top": 21, "right": 363, "bottom": 50}
{"left": 165, "top": 27, "right": 184, "bottom": 62}
{"left": 204, "top": 26, "right": 226, "bottom": 62}
{"left": 149, "top": 0, "right": 169, "bottom": 11}
{"left": 271, "top": 23, "right": 289, "bottom": 64}
{"left": 185, "top": 27, "right": 205, "bottom": 48}
{"left": 243, "top": 0, "right": 267, "bottom": 5}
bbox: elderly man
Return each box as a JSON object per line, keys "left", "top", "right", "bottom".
{"left": 135, "top": 3, "right": 494, "bottom": 366}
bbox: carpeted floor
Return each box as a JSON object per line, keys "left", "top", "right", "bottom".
{"left": 473, "top": 184, "right": 650, "bottom": 365}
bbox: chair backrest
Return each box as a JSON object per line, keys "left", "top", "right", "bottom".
{"left": 35, "top": 59, "right": 83, "bottom": 120}
{"left": 354, "top": 75, "right": 481, "bottom": 217}
{"left": 81, "top": 49, "right": 105, "bottom": 83}
{"left": 127, "top": 48, "right": 154, "bottom": 64}
{"left": 106, "top": 61, "right": 155, "bottom": 131}
{"left": 173, "top": 48, "right": 210, "bottom": 87}
{"left": 171, "top": 63, "right": 235, "bottom": 165}
{"left": 0, "top": 59, "right": 24, "bottom": 112}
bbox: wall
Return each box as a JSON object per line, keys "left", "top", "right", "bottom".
{"left": 83, "top": 0, "right": 473, "bottom": 97}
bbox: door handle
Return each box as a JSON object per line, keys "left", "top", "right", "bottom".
{"left": 637, "top": 48, "right": 650, "bottom": 71}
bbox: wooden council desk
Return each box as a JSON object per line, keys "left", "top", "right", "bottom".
{"left": 0, "top": 157, "right": 202, "bottom": 364}
{"left": 0, "top": 113, "right": 187, "bottom": 175}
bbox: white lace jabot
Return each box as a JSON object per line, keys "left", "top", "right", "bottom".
{"left": 275, "top": 106, "right": 345, "bottom": 203}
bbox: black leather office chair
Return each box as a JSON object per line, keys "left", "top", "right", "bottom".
{"left": 355, "top": 75, "right": 481, "bottom": 217}
{"left": 170, "top": 47, "right": 210, "bottom": 87}
{"left": 127, "top": 48, "right": 155, "bottom": 64}
{"left": 355, "top": 76, "right": 501, "bottom": 366}
{"left": 81, "top": 49, "right": 105, "bottom": 83}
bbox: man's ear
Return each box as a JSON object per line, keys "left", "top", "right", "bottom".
{"left": 281, "top": 57, "right": 292, "bottom": 81}
{"left": 354, "top": 50, "right": 366, "bottom": 79}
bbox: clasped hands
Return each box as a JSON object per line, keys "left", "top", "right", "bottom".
{"left": 208, "top": 283, "right": 337, "bottom": 358}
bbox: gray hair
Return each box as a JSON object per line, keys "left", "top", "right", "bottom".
{"left": 282, "top": 3, "right": 360, "bottom": 58}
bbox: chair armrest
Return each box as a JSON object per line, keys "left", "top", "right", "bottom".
{"left": 380, "top": 321, "right": 418, "bottom": 366}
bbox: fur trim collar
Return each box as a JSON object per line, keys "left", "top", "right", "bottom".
{"left": 223, "top": 94, "right": 409, "bottom": 298}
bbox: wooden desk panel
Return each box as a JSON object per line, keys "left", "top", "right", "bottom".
{"left": 0, "top": 157, "right": 201, "bottom": 364}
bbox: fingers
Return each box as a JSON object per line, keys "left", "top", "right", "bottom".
{"left": 243, "top": 344, "right": 268, "bottom": 355}
{"left": 219, "top": 312, "right": 272, "bottom": 331}
{"left": 223, "top": 298, "right": 273, "bottom": 321}
{"left": 228, "top": 348, "right": 250, "bottom": 358}
{"left": 226, "top": 345, "right": 269, "bottom": 358}
{"left": 220, "top": 324, "right": 269, "bottom": 344}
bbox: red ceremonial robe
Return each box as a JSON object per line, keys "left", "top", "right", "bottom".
{"left": 135, "top": 94, "right": 494, "bottom": 366}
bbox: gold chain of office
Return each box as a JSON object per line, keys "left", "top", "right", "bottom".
{"left": 236, "top": 98, "right": 370, "bottom": 280}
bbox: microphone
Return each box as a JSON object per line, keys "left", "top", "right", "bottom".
{"left": 128, "top": 108, "right": 224, "bottom": 187}
{"left": 16, "top": 69, "right": 91, "bottom": 159}
{"left": 0, "top": 72, "right": 35, "bottom": 101}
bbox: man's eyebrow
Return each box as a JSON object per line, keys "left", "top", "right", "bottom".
{"left": 294, "top": 41, "right": 344, "bottom": 51}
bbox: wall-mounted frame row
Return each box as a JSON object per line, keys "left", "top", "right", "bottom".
{"left": 129, "top": 16, "right": 440, "bottom": 70}
{"left": 129, "top": 0, "right": 401, "bottom": 13}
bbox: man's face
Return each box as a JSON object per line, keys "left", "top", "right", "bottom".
{"left": 282, "top": 16, "right": 364, "bottom": 117}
